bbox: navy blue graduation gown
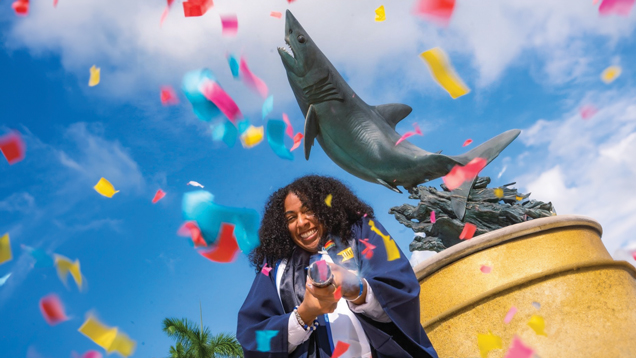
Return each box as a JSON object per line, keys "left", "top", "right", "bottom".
{"left": 236, "top": 218, "right": 438, "bottom": 358}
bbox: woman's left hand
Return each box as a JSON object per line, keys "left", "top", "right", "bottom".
{"left": 307, "top": 262, "right": 367, "bottom": 304}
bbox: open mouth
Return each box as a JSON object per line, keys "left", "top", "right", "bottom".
{"left": 278, "top": 38, "right": 295, "bottom": 60}
{"left": 299, "top": 227, "right": 317, "bottom": 240}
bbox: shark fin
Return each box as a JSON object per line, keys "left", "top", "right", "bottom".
{"left": 377, "top": 179, "right": 402, "bottom": 193}
{"left": 304, "top": 105, "right": 319, "bottom": 160}
{"left": 374, "top": 104, "right": 413, "bottom": 129}
{"left": 450, "top": 178, "right": 474, "bottom": 221}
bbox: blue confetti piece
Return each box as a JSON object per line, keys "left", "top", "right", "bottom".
{"left": 211, "top": 121, "right": 238, "bottom": 147}
{"left": 182, "top": 190, "right": 260, "bottom": 253}
{"left": 262, "top": 95, "right": 274, "bottom": 120}
{"left": 228, "top": 54, "right": 240, "bottom": 79}
{"left": 237, "top": 119, "right": 250, "bottom": 135}
{"left": 256, "top": 330, "right": 278, "bottom": 352}
{"left": 266, "top": 120, "right": 293, "bottom": 161}
{"left": 182, "top": 68, "right": 221, "bottom": 122}
{"left": 22, "top": 245, "right": 54, "bottom": 268}
{"left": 0, "top": 273, "right": 11, "bottom": 286}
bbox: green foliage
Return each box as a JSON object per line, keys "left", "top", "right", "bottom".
{"left": 162, "top": 317, "right": 243, "bottom": 358}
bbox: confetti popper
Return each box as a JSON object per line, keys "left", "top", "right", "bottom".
{"left": 0, "top": 233, "right": 13, "bottom": 265}
{"left": 78, "top": 315, "right": 136, "bottom": 357}
{"left": 94, "top": 178, "right": 119, "bottom": 198}
{"left": 420, "top": 47, "right": 470, "bottom": 99}
{"left": 369, "top": 220, "right": 400, "bottom": 261}
{"left": 478, "top": 331, "right": 502, "bottom": 358}
{"left": 255, "top": 330, "right": 278, "bottom": 352}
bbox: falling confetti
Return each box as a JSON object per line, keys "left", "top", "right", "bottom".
{"left": 54, "top": 254, "right": 83, "bottom": 290}
{"left": 220, "top": 14, "right": 238, "bottom": 36}
{"left": 53, "top": 0, "right": 58, "bottom": 7}
{"left": 270, "top": 11, "right": 282, "bottom": 18}
{"left": 478, "top": 331, "right": 503, "bottom": 358}
{"left": 261, "top": 264, "right": 272, "bottom": 276}
{"left": 516, "top": 195, "right": 523, "bottom": 201}
{"left": 480, "top": 265, "right": 491, "bottom": 273}
{"left": 39, "top": 294, "right": 68, "bottom": 326}
{"left": 159, "top": 0, "right": 175, "bottom": 26}
{"left": 183, "top": 0, "right": 213, "bottom": 17}
{"left": 430, "top": 210, "right": 436, "bottom": 223}
{"left": 420, "top": 47, "right": 470, "bottom": 99}
{"left": 239, "top": 57, "right": 268, "bottom": 98}
{"left": 22, "top": 245, "right": 54, "bottom": 267}
{"left": 255, "top": 330, "right": 278, "bottom": 352}
{"left": 290, "top": 133, "right": 304, "bottom": 152}
{"left": 199, "top": 79, "right": 242, "bottom": 123}
{"left": 182, "top": 69, "right": 222, "bottom": 122}
{"left": 227, "top": 54, "right": 240, "bottom": 79}
{"left": 160, "top": 86, "right": 179, "bottom": 106}
{"left": 324, "top": 194, "right": 333, "bottom": 207}
{"left": 262, "top": 95, "right": 274, "bottom": 119}
{"left": 79, "top": 351, "right": 102, "bottom": 358}
{"left": 359, "top": 238, "right": 376, "bottom": 259}
{"left": 0, "top": 233, "right": 12, "bottom": 265}
{"left": 528, "top": 314, "right": 547, "bottom": 336}
{"left": 331, "top": 341, "right": 351, "bottom": 358}
{"left": 375, "top": 5, "right": 386, "bottom": 21}
{"left": 443, "top": 157, "right": 487, "bottom": 191}
{"left": 503, "top": 336, "right": 534, "bottom": 358}
{"left": 504, "top": 306, "right": 517, "bottom": 324}
{"left": 599, "top": 0, "right": 635, "bottom": 16}
{"left": 199, "top": 223, "right": 240, "bottom": 263}
{"left": 187, "top": 181, "right": 204, "bottom": 188}
{"left": 0, "top": 131, "right": 25, "bottom": 165}
{"left": 78, "top": 315, "right": 136, "bottom": 357}
{"left": 88, "top": 65, "right": 100, "bottom": 87}
{"left": 494, "top": 188, "right": 504, "bottom": 199}
{"left": 12, "top": 0, "right": 29, "bottom": 16}
{"left": 152, "top": 189, "right": 166, "bottom": 204}
{"left": 334, "top": 286, "right": 342, "bottom": 300}
{"left": 266, "top": 120, "right": 293, "bottom": 161}
{"left": 368, "top": 220, "right": 400, "bottom": 261}
{"left": 601, "top": 65, "right": 622, "bottom": 84}
{"left": 282, "top": 113, "right": 294, "bottom": 139}
{"left": 459, "top": 222, "right": 477, "bottom": 240}
{"left": 94, "top": 178, "right": 119, "bottom": 198}
{"left": 240, "top": 125, "right": 264, "bottom": 148}
{"left": 0, "top": 273, "right": 11, "bottom": 286}
{"left": 414, "top": 0, "right": 455, "bottom": 25}
{"left": 580, "top": 105, "right": 598, "bottom": 119}
{"left": 211, "top": 120, "right": 238, "bottom": 147}
{"left": 395, "top": 123, "right": 423, "bottom": 146}
{"left": 178, "top": 221, "right": 207, "bottom": 248}
{"left": 463, "top": 139, "right": 473, "bottom": 147}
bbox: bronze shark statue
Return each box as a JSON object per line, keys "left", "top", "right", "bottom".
{"left": 278, "top": 10, "right": 520, "bottom": 219}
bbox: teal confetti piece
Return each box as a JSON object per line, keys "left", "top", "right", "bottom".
{"left": 262, "top": 95, "right": 274, "bottom": 120}
{"left": 228, "top": 54, "right": 240, "bottom": 79}
{"left": 266, "top": 120, "right": 293, "bottom": 161}
{"left": 182, "top": 68, "right": 221, "bottom": 122}
{"left": 256, "top": 330, "right": 278, "bottom": 352}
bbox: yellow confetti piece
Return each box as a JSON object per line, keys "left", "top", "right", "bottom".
{"left": 89, "top": 65, "right": 101, "bottom": 87}
{"left": 369, "top": 220, "right": 400, "bottom": 261}
{"left": 477, "top": 331, "right": 503, "bottom": 358}
{"left": 240, "top": 125, "right": 264, "bottom": 148}
{"left": 79, "top": 315, "right": 136, "bottom": 357}
{"left": 0, "top": 233, "right": 12, "bottom": 265}
{"left": 375, "top": 5, "right": 386, "bottom": 22}
{"left": 420, "top": 47, "right": 470, "bottom": 99}
{"left": 515, "top": 195, "right": 522, "bottom": 201}
{"left": 325, "top": 194, "right": 333, "bottom": 207}
{"left": 54, "top": 254, "right": 83, "bottom": 290}
{"left": 94, "top": 177, "right": 119, "bottom": 198}
{"left": 528, "top": 314, "right": 547, "bottom": 336}
{"left": 494, "top": 188, "right": 504, "bottom": 199}
{"left": 601, "top": 65, "right": 621, "bottom": 84}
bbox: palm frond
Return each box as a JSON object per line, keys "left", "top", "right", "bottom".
{"left": 209, "top": 332, "right": 244, "bottom": 358}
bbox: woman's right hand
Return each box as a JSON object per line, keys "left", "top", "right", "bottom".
{"left": 297, "top": 282, "right": 338, "bottom": 324}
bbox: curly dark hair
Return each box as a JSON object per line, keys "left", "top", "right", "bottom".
{"left": 249, "top": 175, "right": 374, "bottom": 271}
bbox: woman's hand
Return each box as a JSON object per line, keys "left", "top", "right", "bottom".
{"left": 327, "top": 262, "right": 367, "bottom": 305}
{"left": 297, "top": 280, "right": 338, "bottom": 325}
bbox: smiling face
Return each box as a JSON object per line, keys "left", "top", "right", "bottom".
{"left": 284, "top": 192, "right": 324, "bottom": 253}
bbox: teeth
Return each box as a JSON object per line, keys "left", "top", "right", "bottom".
{"left": 300, "top": 228, "right": 317, "bottom": 239}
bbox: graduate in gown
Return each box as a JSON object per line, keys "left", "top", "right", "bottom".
{"left": 237, "top": 175, "right": 438, "bottom": 358}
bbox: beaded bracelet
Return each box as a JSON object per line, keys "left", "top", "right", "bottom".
{"left": 293, "top": 306, "right": 319, "bottom": 332}
{"left": 345, "top": 277, "right": 364, "bottom": 302}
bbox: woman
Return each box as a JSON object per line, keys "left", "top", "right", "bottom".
{"left": 237, "top": 175, "right": 437, "bottom": 358}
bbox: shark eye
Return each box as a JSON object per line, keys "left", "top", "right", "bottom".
{"left": 297, "top": 35, "right": 306, "bottom": 44}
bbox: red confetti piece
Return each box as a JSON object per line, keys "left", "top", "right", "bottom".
{"left": 504, "top": 306, "right": 517, "bottom": 324}
{"left": 430, "top": 210, "right": 436, "bottom": 223}
{"left": 183, "top": 0, "right": 213, "bottom": 17}
{"left": 261, "top": 264, "right": 272, "bottom": 276}
{"left": 331, "top": 341, "right": 350, "bottom": 358}
{"left": 334, "top": 286, "right": 342, "bottom": 300}
{"left": 221, "top": 14, "right": 238, "bottom": 37}
{"left": 178, "top": 221, "right": 207, "bottom": 247}
{"left": 580, "top": 105, "right": 598, "bottom": 119}
{"left": 290, "top": 133, "right": 304, "bottom": 152}
{"left": 414, "top": 0, "right": 455, "bottom": 25}
{"left": 53, "top": 0, "right": 58, "bottom": 7}
{"left": 270, "top": 11, "right": 282, "bottom": 18}
{"left": 462, "top": 139, "right": 473, "bottom": 147}
{"left": 503, "top": 336, "right": 534, "bottom": 358}
{"left": 240, "top": 57, "right": 268, "bottom": 98}
{"left": 39, "top": 294, "right": 68, "bottom": 326}
{"left": 442, "top": 157, "right": 487, "bottom": 191}
{"left": 459, "top": 222, "right": 477, "bottom": 240}
{"left": 359, "top": 238, "right": 376, "bottom": 259}
{"left": 199, "top": 223, "right": 239, "bottom": 263}
{"left": 152, "top": 189, "right": 166, "bottom": 204}
{"left": 199, "top": 80, "right": 242, "bottom": 123}
{"left": 599, "top": 0, "right": 635, "bottom": 16}
{"left": 480, "top": 265, "right": 491, "bottom": 273}
{"left": 160, "top": 86, "right": 179, "bottom": 106}
{"left": 12, "top": 0, "right": 29, "bottom": 16}
{"left": 0, "top": 131, "right": 26, "bottom": 165}
{"left": 395, "top": 123, "right": 423, "bottom": 146}
{"left": 282, "top": 113, "right": 294, "bottom": 139}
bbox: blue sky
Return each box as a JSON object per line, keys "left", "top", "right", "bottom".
{"left": 1, "top": 1, "right": 635, "bottom": 357}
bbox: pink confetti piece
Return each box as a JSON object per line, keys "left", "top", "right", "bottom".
{"left": 459, "top": 222, "right": 477, "bottom": 240}
{"left": 442, "top": 157, "right": 487, "bottom": 191}
{"left": 160, "top": 0, "right": 176, "bottom": 26}
{"left": 270, "top": 11, "right": 282, "bottom": 18}
{"left": 430, "top": 210, "right": 436, "bottom": 223}
{"left": 480, "top": 265, "right": 491, "bottom": 273}
{"left": 580, "top": 105, "right": 598, "bottom": 119}
{"left": 152, "top": 189, "right": 166, "bottom": 204}
{"left": 81, "top": 351, "right": 103, "bottom": 358}
{"left": 240, "top": 57, "right": 268, "bottom": 98}
{"left": 221, "top": 14, "right": 238, "bottom": 37}
{"left": 178, "top": 221, "right": 207, "bottom": 247}
{"left": 282, "top": 113, "right": 294, "bottom": 139}
{"left": 599, "top": 0, "right": 635, "bottom": 16}
{"left": 183, "top": 0, "right": 213, "bottom": 17}
{"left": 414, "top": 0, "right": 455, "bottom": 25}
{"left": 39, "top": 294, "right": 68, "bottom": 326}
{"left": 314, "top": 260, "right": 329, "bottom": 281}
{"left": 395, "top": 123, "right": 423, "bottom": 146}
{"left": 504, "top": 306, "right": 517, "bottom": 324}
{"left": 334, "top": 286, "right": 342, "bottom": 300}
{"left": 53, "top": 0, "right": 58, "bottom": 7}
{"left": 12, "top": 0, "right": 29, "bottom": 16}
{"left": 632, "top": 251, "right": 636, "bottom": 261}
{"left": 261, "top": 264, "right": 273, "bottom": 276}
{"left": 503, "top": 336, "right": 534, "bottom": 358}
{"left": 290, "top": 133, "right": 304, "bottom": 152}
{"left": 462, "top": 139, "right": 473, "bottom": 147}
{"left": 199, "top": 80, "right": 242, "bottom": 123}
{"left": 331, "top": 341, "right": 350, "bottom": 358}
{"left": 160, "top": 86, "right": 179, "bottom": 106}
{"left": 0, "top": 131, "right": 25, "bottom": 165}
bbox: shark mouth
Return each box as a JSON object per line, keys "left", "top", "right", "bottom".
{"left": 278, "top": 38, "right": 295, "bottom": 61}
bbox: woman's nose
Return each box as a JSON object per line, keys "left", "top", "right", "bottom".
{"left": 297, "top": 213, "right": 309, "bottom": 227}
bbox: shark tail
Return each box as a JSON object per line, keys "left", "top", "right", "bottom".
{"left": 449, "top": 129, "right": 521, "bottom": 220}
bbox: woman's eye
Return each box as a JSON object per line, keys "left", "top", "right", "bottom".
{"left": 286, "top": 216, "right": 295, "bottom": 223}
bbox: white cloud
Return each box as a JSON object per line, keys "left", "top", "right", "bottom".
{"left": 0, "top": 192, "right": 35, "bottom": 213}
